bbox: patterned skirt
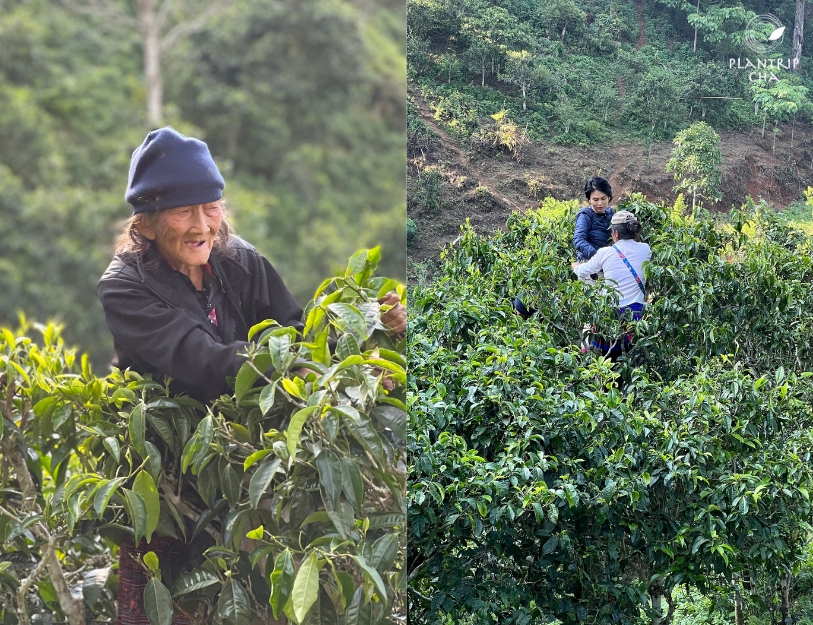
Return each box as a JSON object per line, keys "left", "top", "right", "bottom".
{"left": 117, "top": 537, "right": 190, "bottom": 625}
{"left": 589, "top": 303, "right": 645, "bottom": 356}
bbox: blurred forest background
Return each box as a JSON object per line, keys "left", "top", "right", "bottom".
{"left": 0, "top": 0, "right": 406, "bottom": 368}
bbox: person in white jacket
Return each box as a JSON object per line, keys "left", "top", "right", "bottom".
{"left": 572, "top": 210, "right": 651, "bottom": 359}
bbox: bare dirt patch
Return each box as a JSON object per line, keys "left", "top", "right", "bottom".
{"left": 407, "top": 85, "right": 813, "bottom": 277}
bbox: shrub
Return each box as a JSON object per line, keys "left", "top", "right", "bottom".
{"left": 471, "top": 110, "right": 529, "bottom": 161}
{"left": 408, "top": 196, "right": 813, "bottom": 624}
{"left": 407, "top": 218, "right": 418, "bottom": 245}
{"left": 0, "top": 249, "right": 405, "bottom": 625}
{"left": 407, "top": 101, "right": 438, "bottom": 155}
{"left": 413, "top": 166, "right": 444, "bottom": 212}
{"left": 473, "top": 185, "right": 491, "bottom": 200}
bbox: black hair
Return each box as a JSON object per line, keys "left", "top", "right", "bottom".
{"left": 611, "top": 221, "right": 642, "bottom": 241}
{"left": 584, "top": 176, "right": 613, "bottom": 201}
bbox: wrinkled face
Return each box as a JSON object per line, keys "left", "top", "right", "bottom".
{"left": 137, "top": 201, "right": 223, "bottom": 271}
{"left": 588, "top": 190, "right": 610, "bottom": 214}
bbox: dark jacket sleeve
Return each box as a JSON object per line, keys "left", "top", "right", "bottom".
{"left": 240, "top": 250, "right": 304, "bottom": 333}
{"left": 97, "top": 271, "right": 251, "bottom": 399}
{"left": 574, "top": 210, "right": 597, "bottom": 260}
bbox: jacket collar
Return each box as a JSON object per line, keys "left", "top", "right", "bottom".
{"left": 133, "top": 250, "right": 250, "bottom": 341}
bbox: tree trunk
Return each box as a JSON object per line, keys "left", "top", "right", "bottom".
{"left": 651, "top": 591, "right": 663, "bottom": 625}
{"left": 663, "top": 587, "right": 677, "bottom": 625}
{"left": 138, "top": 0, "right": 163, "bottom": 127}
{"left": 733, "top": 574, "right": 745, "bottom": 625}
{"left": 762, "top": 114, "right": 767, "bottom": 138}
{"left": 1, "top": 438, "right": 85, "bottom": 625}
{"left": 44, "top": 551, "right": 86, "bottom": 625}
{"left": 693, "top": 0, "right": 700, "bottom": 53}
{"left": 522, "top": 83, "right": 526, "bottom": 111}
{"left": 481, "top": 56, "right": 485, "bottom": 87}
{"left": 780, "top": 573, "right": 792, "bottom": 625}
{"left": 793, "top": 0, "right": 805, "bottom": 74}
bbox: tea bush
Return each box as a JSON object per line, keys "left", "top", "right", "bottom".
{"left": 408, "top": 196, "right": 813, "bottom": 624}
{"left": 0, "top": 249, "right": 405, "bottom": 625}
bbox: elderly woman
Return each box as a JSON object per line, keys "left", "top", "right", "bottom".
{"left": 572, "top": 210, "right": 650, "bottom": 360}
{"left": 97, "top": 127, "right": 405, "bottom": 623}
{"left": 98, "top": 127, "right": 404, "bottom": 402}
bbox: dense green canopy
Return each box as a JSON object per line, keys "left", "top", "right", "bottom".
{"left": 408, "top": 197, "right": 813, "bottom": 624}
{"left": 407, "top": 0, "right": 813, "bottom": 145}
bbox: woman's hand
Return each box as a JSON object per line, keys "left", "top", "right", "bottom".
{"left": 571, "top": 261, "right": 580, "bottom": 269}
{"left": 379, "top": 292, "right": 406, "bottom": 336}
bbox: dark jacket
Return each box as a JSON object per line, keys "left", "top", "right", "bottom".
{"left": 574, "top": 206, "right": 614, "bottom": 261}
{"left": 97, "top": 237, "right": 303, "bottom": 402}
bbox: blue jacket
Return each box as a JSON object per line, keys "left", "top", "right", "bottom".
{"left": 574, "top": 206, "right": 614, "bottom": 261}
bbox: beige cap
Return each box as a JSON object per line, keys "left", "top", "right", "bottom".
{"left": 608, "top": 210, "right": 638, "bottom": 229}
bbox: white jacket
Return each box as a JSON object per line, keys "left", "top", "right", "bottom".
{"left": 573, "top": 239, "right": 651, "bottom": 307}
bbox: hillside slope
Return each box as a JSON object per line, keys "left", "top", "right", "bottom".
{"left": 407, "top": 85, "right": 813, "bottom": 269}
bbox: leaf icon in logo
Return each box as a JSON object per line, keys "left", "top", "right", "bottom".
{"left": 768, "top": 26, "right": 785, "bottom": 41}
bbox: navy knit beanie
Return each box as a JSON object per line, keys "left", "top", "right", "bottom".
{"left": 125, "top": 127, "right": 225, "bottom": 214}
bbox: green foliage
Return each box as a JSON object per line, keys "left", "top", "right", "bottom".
{"left": 407, "top": 100, "right": 439, "bottom": 154}
{"left": 623, "top": 65, "right": 686, "bottom": 142}
{"left": 0, "top": 0, "right": 405, "bottom": 368}
{"left": 0, "top": 250, "right": 405, "bottom": 623}
{"left": 751, "top": 78, "right": 811, "bottom": 142}
{"left": 407, "top": 218, "right": 419, "bottom": 245}
{"left": 667, "top": 121, "right": 723, "bottom": 210}
{"left": 537, "top": 0, "right": 586, "bottom": 42}
{"left": 471, "top": 109, "right": 529, "bottom": 160}
{"left": 412, "top": 166, "right": 445, "bottom": 212}
{"left": 499, "top": 50, "right": 546, "bottom": 112}
{"left": 670, "top": 588, "right": 733, "bottom": 625}
{"left": 407, "top": 0, "right": 813, "bottom": 147}
{"left": 408, "top": 196, "right": 813, "bottom": 624}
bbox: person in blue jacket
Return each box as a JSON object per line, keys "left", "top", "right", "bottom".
{"left": 512, "top": 176, "right": 616, "bottom": 319}
{"left": 574, "top": 176, "right": 615, "bottom": 261}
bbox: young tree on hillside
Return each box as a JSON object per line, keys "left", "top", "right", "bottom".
{"left": 751, "top": 79, "right": 809, "bottom": 150}
{"left": 436, "top": 52, "right": 462, "bottom": 84}
{"left": 655, "top": 0, "right": 754, "bottom": 52}
{"left": 461, "top": 5, "right": 530, "bottom": 87}
{"left": 666, "top": 121, "right": 722, "bottom": 211}
{"left": 683, "top": 61, "right": 741, "bottom": 123}
{"left": 556, "top": 92, "right": 578, "bottom": 135}
{"left": 591, "top": 83, "right": 618, "bottom": 123}
{"left": 624, "top": 68, "right": 685, "bottom": 164}
{"left": 537, "top": 0, "right": 585, "bottom": 42}
{"left": 500, "top": 50, "right": 545, "bottom": 111}
{"left": 463, "top": 39, "right": 493, "bottom": 87}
